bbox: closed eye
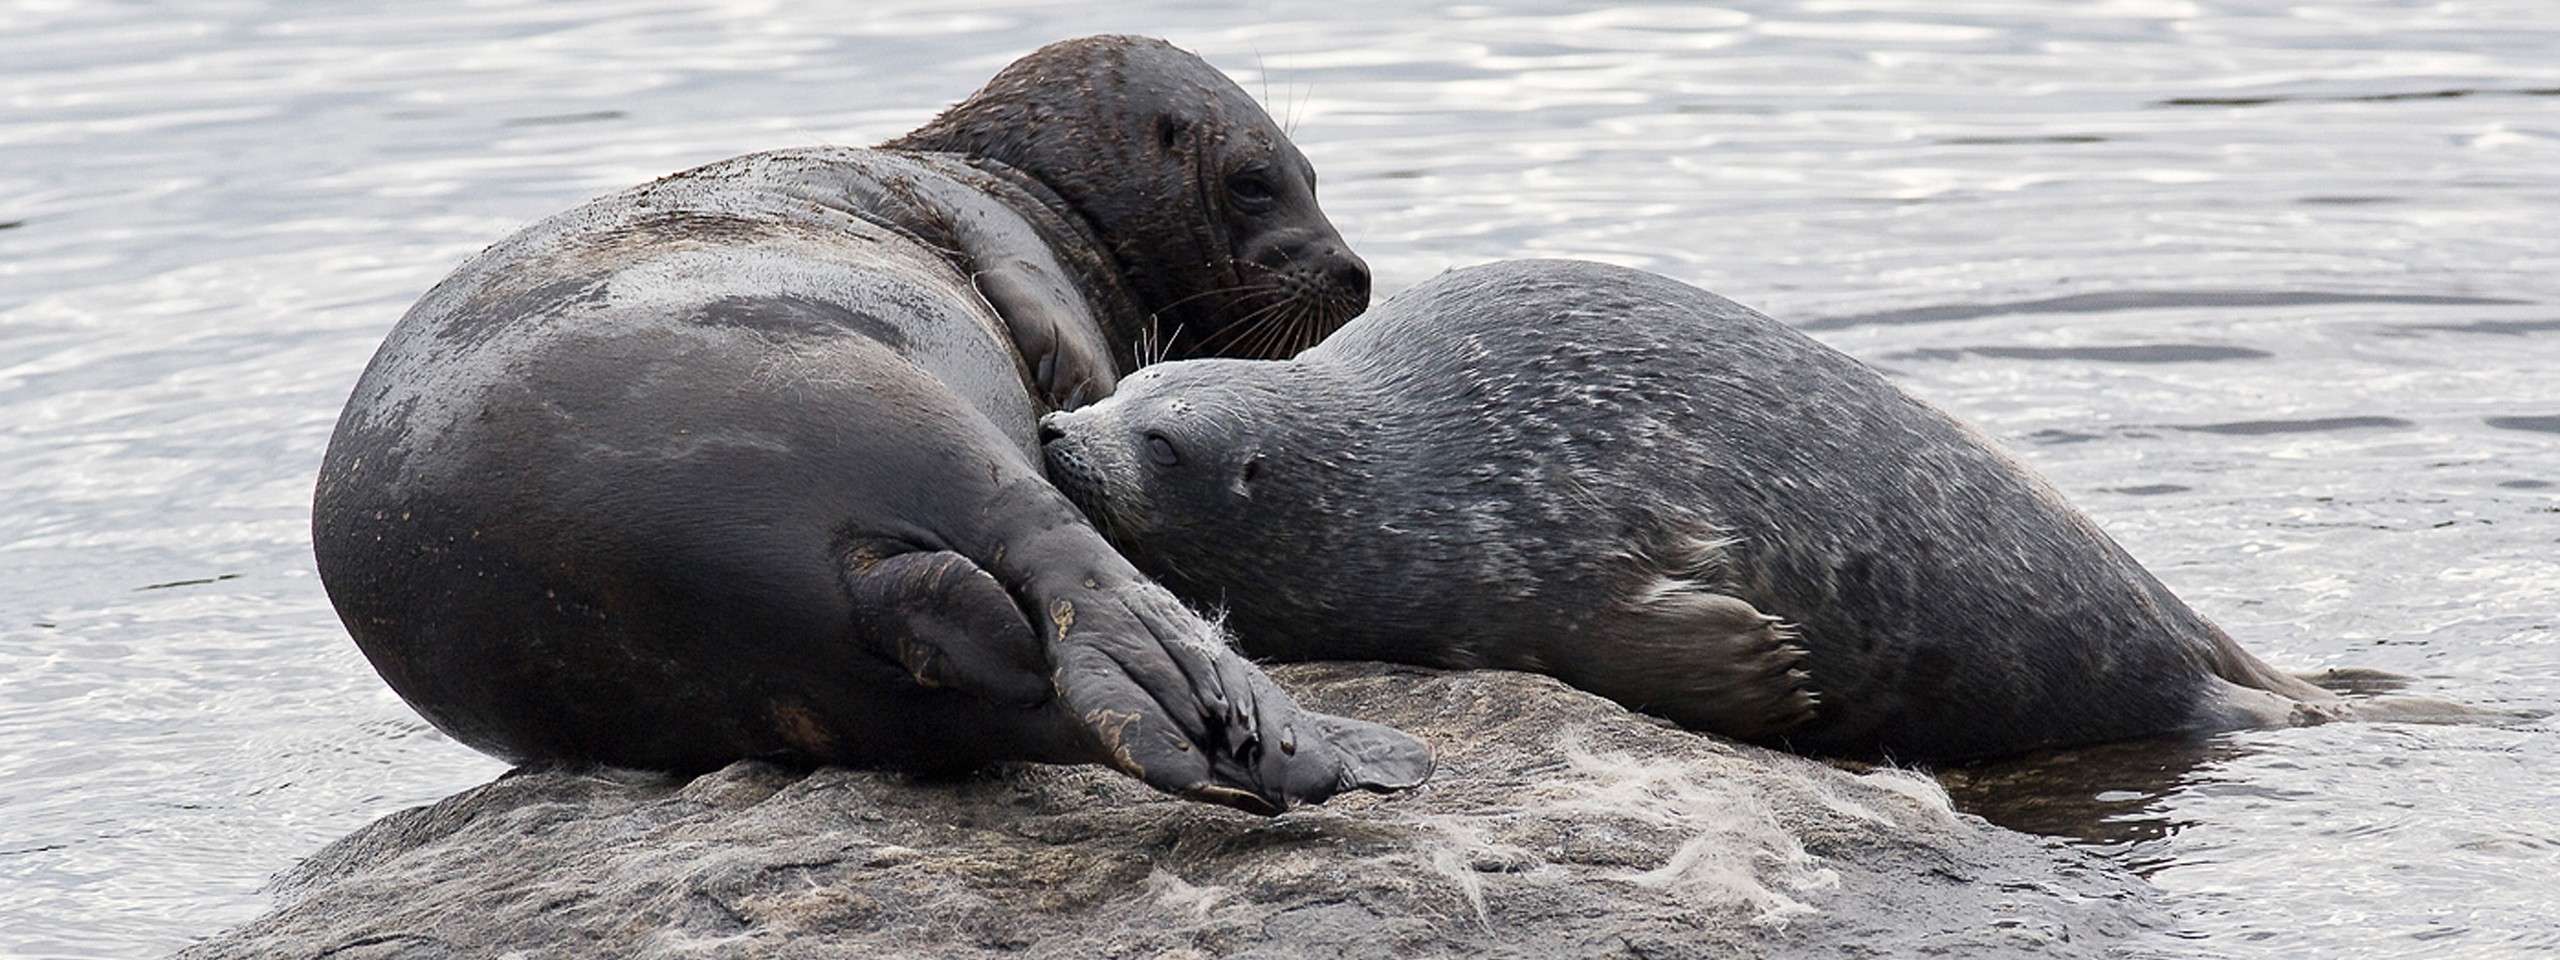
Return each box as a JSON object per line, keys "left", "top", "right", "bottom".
{"left": 1145, "top": 431, "right": 1181, "bottom": 467}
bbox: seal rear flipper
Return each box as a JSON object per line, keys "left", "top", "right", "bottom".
{"left": 2202, "top": 675, "right": 2538, "bottom": 729}
{"left": 2297, "top": 666, "right": 2440, "bottom": 696}
{"left": 2197, "top": 624, "right": 2339, "bottom": 704}
{"left": 1558, "top": 589, "right": 1818, "bottom": 741}
{"left": 2335, "top": 695, "right": 2546, "bottom": 725}
{"left": 842, "top": 546, "right": 1055, "bottom": 707}
{"left": 2213, "top": 642, "right": 2536, "bottom": 725}
{"left": 1175, "top": 629, "right": 1432, "bottom": 801}
{"left": 1048, "top": 584, "right": 1432, "bottom": 814}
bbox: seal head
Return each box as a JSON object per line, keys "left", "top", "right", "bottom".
{"left": 889, "top": 35, "right": 1369, "bottom": 361}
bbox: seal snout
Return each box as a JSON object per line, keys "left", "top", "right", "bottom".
{"left": 1036, "top": 411, "right": 1081, "bottom": 479}
{"left": 1315, "top": 244, "right": 1372, "bottom": 326}
{"left": 1332, "top": 255, "right": 1372, "bottom": 305}
{"left": 1253, "top": 232, "right": 1369, "bottom": 308}
{"left": 1206, "top": 232, "right": 1368, "bottom": 358}
{"left": 1039, "top": 410, "right": 1118, "bottom": 529}
{"left": 1290, "top": 237, "right": 1370, "bottom": 311}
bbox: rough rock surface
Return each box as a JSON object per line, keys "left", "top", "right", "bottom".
{"left": 180, "top": 665, "right": 2186, "bottom": 959}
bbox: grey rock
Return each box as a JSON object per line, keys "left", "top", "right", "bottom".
{"left": 179, "top": 665, "right": 2186, "bottom": 959}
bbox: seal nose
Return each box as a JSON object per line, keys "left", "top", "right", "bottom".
{"left": 1329, "top": 254, "right": 1372, "bottom": 307}
{"left": 1037, "top": 421, "right": 1065, "bottom": 446}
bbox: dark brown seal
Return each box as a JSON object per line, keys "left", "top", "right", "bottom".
{"left": 1042, "top": 258, "right": 2367, "bottom": 763}
{"left": 884, "top": 36, "right": 1370, "bottom": 365}
{"left": 310, "top": 35, "right": 1426, "bottom": 815}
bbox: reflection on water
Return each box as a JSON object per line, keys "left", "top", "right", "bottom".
{"left": 2487, "top": 415, "right": 2560, "bottom": 435}
{"left": 1934, "top": 668, "right": 2479, "bottom": 847}
{"left": 2388, "top": 319, "right": 2560, "bottom": 337}
{"left": 1935, "top": 736, "right": 2242, "bottom": 849}
{"left": 1886, "top": 344, "right": 2275, "bottom": 363}
{"left": 2179, "top": 415, "right": 2417, "bottom": 435}
{"left": 5, "top": 1, "right": 2558, "bottom": 957}
{"left": 1801, "top": 291, "right": 2532, "bottom": 332}
{"left": 2154, "top": 87, "right": 2560, "bottom": 108}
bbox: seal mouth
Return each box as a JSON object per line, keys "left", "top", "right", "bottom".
{"left": 1039, "top": 413, "right": 1128, "bottom": 537}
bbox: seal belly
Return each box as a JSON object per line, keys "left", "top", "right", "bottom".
{"left": 315, "top": 230, "right": 1033, "bottom": 768}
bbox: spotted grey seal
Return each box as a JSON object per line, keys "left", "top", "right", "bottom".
{"left": 312, "top": 35, "right": 1426, "bottom": 814}
{"left": 1042, "top": 258, "right": 2366, "bottom": 762}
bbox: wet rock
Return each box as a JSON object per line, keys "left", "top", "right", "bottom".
{"left": 178, "top": 665, "right": 2183, "bottom": 959}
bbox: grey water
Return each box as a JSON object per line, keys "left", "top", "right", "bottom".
{"left": 3, "top": 1, "right": 2554, "bottom": 956}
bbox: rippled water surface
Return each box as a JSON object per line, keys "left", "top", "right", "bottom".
{"left": 5, "top": 1, "right": 2556, "bottom": 956}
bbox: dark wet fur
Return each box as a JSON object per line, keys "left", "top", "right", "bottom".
{"left": 313, "top": 36, "right": 1424, "bottom": 816}
{"left": 888, "top": 36, "right": 1369, "bottom": 362}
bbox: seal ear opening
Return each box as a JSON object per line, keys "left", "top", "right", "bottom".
{"left": 1156, "top": 115, "right": 1190, "bottom": 152}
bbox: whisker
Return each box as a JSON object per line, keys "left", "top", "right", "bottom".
{"left": 1150, "top": 281, "right": 1264, "bottom": 316}
{"left": 1147, "top": 260, "right": 1366, "bottom": 360}
{"left": 1192, "top": 318, "right": 1272, "bottom": 358}
{"left": 1131, "top": 319, "right": 1164, "bottom": 370}
{"left": 1247, "top": 301, "right": 1303, "bottom": 359}
{"left": 1194, "top": 297, "right": 1295, "bottom": 357}
{"left": 1284, "top": 302, "right": 1320, "bottom": 357}
{"left": 1214, "top": 293, "right": 1293, "bottom": 330}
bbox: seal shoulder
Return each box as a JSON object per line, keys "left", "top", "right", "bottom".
{"left": 633, "top": 146, "right": 1139, "bottom": 410}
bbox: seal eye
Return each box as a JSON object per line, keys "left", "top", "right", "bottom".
{"left": 1145, "top": 432, "right": 1181, "bottom": 467}
{"left": 1227, "top": 172, "right": 1279, "bottom": 212}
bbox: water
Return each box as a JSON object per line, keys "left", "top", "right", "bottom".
{"left": 4, "top": 1, "right": 2555, "bottom": 956}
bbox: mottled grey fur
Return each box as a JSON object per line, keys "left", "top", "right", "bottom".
{"left": 1044, "top": 258, "right": 2347, "bottom": 761}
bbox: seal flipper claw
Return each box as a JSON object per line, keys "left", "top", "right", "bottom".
{"left": 1176, "top": 626, "right": 1432, "bottom": 807}
{"left": 1056, "top": 656, "right": 1278, "bottom": 815}
{"left": 1047, "top": 584, "right": 1430, "bottom": 814}
{"left": 842, "top": 548, "right": 1054, "bottom": 706}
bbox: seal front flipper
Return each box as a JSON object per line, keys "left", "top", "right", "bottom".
{"left": 1128, "top": 593, "right": 1434, "bottom": 802}
{"left": 1549, "top": 588, "right": 1818, "bottom": 741}
{"left": 1048, "top": 582, "right": 1433, "bottom": 814}
{"left": 821, "top": 154, "right": 1123, "bottom": 412}
{"left": 841, "top": 543, "right": 1054, "bottom": 706}
{"left": 1268, "top": 692, "right": 1437, "bottom": 797}
{"left": 974, "top": 262, "right": 1116, "bottom": 410}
